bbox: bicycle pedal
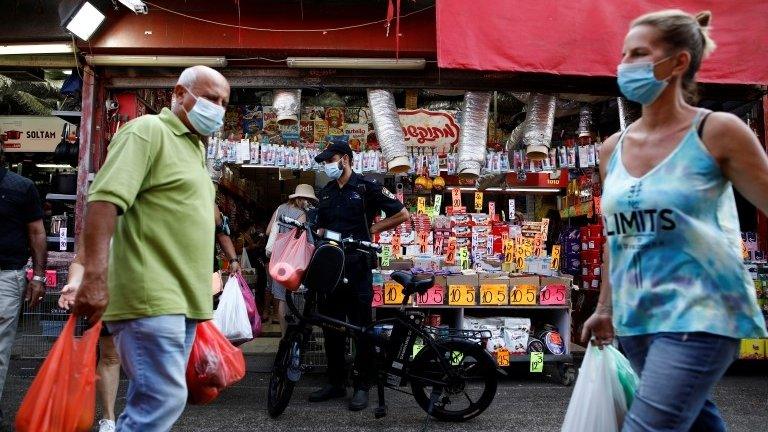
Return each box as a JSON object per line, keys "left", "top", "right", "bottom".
{"left": 374, "top": 406, "right": 387, "bottom": 419}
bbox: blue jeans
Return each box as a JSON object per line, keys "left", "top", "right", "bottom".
{"left": 107, "top": 315, "right": 197, "bottom": 432}
{"left": 618, "top": 332, "right": 739, "bottom": 432}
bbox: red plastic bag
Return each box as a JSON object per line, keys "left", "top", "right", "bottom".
{"left": 268, "top": 228, "right": 315, "bottom": 291}
{"left": 235, "top": 273, "right": 261, "bottom": 338}
{"left": 186, "top": 320, "right": 246, "bottom": 405}
{"left": 16, "top": 316, "right": 101, "bottom": 432}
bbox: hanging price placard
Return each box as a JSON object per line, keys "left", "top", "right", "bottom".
{"left": 480, "top": 284, "right": 509, "bottom": 306}
{"left": 59, "top": 227, "right": 68, "bottom": 252}
{"left": 540, "top": 218, "right": 550, "bottom": 237}
{"left": 508, "top": 199, "right": 515, "bottom": 221}
{"left": 418, "top": 231, "right": 429, "bottom": 253}
{"left": 452, "top": 188, "right": 462, "bottom": 208}
{"left": 540, "top": 284, "right": 567, "bottom": 305}
{"left": 434, "top": 236, "right": 445, "bottom": 255}
{"left": 474, "top": 192, "right": 484, "bottom": 212}
{"left": 496, "top": 347, "right": 510, "bottom": 367}
{"left": 503, "top": 240, "right": 516, "bottom": 264}
{"left": 372, "top": 285, "right": 384, "bottom": 307}
{"left": 459, "top": 247, "right": 470, "bottom": 270}
{"left": 445, "top": 237, "right": 457, "bottom": 265}
{"left": 380, "top": 245, "right": 392, "bottom": 267}
{"left": 384, "top": 281, "right": 405, "bottom": 305}
{"left": 391, "top": 232, "right": 402, "bottom": 259}
{"left": 533, "top": 233, "right": 545, "bottom": 257}
{"left": 448, "top": 285, "right": 477, "bottom": 306}
{"left": 488, "top": 201, "right": 496, "bottom": 221}
{"left": 434, "top": 194, "right": 442, "bottom": 214}
{"left": 530, "top": 351, "right": 544, "bottom": 373}
{"left": 509, "top": 284, "right": 538, "bottom": 305}
{"left": 550, "top": 245, "right": 561, "bottom": 270}
{"left": 417, "top": 197, "right": 427, "bottom": 214}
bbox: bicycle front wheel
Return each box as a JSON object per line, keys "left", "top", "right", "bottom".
{"left": 409, "top": 339, "right": 498, "bottom": 422}
{"left": 267, "top": 331, "right": 303, "bottom": 418}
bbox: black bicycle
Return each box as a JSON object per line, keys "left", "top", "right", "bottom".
{"left": 267, "top": 216, "right": 499, "bottom": 423}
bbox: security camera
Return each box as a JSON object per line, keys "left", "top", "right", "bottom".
{"left": 106, "top": 99, "right": 119, "bottom": 111}
{"left": 117, "top": 0, "right": 148, "bottom": 14}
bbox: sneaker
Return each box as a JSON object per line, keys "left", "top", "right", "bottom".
{"left": 98, "top": 419, "right": 116, "bottom": 432}
{"left": 308, "top": 384, "right": 346, "bottom": 402}
{"left": 349, "top": 389, "right": 369, "bottom": 411}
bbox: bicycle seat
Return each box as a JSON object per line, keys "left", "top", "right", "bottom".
{"left": 391, "top": 271, "right": 435, "bottom": 296}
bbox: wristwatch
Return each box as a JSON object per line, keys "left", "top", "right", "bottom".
{"left": 31, "top": 275, "right": 46, "bottom": 283}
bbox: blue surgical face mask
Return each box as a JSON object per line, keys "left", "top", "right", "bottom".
{"left": 324, "top": 160, "right": 343, "bottom": 180}
{"left": 617, "top": 56, "right": 673, "bottom": 105}
{"left": 182, "top": 87, "right": 225, "bottom": 136}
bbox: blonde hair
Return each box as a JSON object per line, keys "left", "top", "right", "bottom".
{"left": 632, "top": 9, "right": 716, "bottom": 103}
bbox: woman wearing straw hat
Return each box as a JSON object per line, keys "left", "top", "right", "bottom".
{"left": 265, "top": 184, "right": 318, "bottom": 335}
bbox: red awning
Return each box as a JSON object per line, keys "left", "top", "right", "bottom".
{"left": 437, "top": 0, "right": 768, "bottom": 85}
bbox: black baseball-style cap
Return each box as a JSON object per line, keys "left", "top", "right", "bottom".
{"left": 314, "top": 142, "right": 353, "bottom": 163}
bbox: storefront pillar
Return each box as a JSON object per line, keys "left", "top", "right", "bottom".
{"left": 74, "top": 65, "right": 96, "bottom": 242}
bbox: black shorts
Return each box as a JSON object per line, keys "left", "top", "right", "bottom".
{"left": 100, "top": 324, "right": 112, "bottom": 337}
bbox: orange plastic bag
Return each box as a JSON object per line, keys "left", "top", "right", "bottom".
{"left": 269, "top": 228, "right": 315, "bottom": 291}
{"left": 16, "top": 316, "right": 101, "bottom": 432}
{"left": 186, "top": 320, "right": 246, "bottom": 405}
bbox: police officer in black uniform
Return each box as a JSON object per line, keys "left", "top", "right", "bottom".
{"left": 309, "top": 142, "right": 409, "bottom": 411}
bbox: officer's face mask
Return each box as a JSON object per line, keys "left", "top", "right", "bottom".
{"left": 182, "top": 87, "right": 225, "bottom": 136}
{"left": 617, "top": 55, "right": 674, "bottom": 105}
{"left": 324, "top": 159, "right": 343, "bottom": 179}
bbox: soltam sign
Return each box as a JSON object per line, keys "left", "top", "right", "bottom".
{"left": 0, "top": 116, "right": 74, "bottom": 152}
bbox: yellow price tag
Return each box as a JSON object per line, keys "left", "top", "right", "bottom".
{"left": 480, "top": 284, "right": 509, "bottom": 305}
{"left": 417, "top": 197, "right": 427, "bottom": 214}
{"left": 530, "top": 351, "right": 544, "bottom": 372}
{"left": 534, "top": 233, "right": 545, "bottom": 257}
{"left": 474, "top": 191, "right": 483, "bottom": 212}
{"left": 448, "top": 284, "right": 477, "bottom": 306}
{"left": 496, "top": 347, "right": 510, "bottom": 367}
{"left": 510, "top": 284, "right": 538, "bottom": 305}
{"left": 503, "top": 240, "right": 515, "bottom": 264}
{"left": 384, "top": 281, "right": 405, "bottom": 305}
{"left": 550, "top": 245, "right": 561, "bottom": 270}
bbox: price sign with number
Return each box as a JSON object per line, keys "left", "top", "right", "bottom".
{"left": 434, "top": 236, "right": 445, "bottom": 255}
{"left": 474, "top": 192, "right": 483, "bottom": 211}
{"left": 59, "top": 227, "right": 68, "bottom": 251}
{"left": 550, "top": 245, "right": 561, "bottom": 270}
{"left": 540, "top": 218, "right": 550, "bottom": 237}
{"left": 530, "top": 352, "right": 544, "bottom": 373}
{"left": 417, "top": 285, "right": 445, "bottom": 305}
{"left": 372, "top": 285, "right": 384, "bottom": 307}
{"left": 504, "top": 240, "right": 516, "bottom": 263}
{"left": 418, "top": 231, "right": 429, "bottom": 253}
{"left": 445, "top": 237, "right": 457, "bottom": 265}
{"left": 488, "top": 201, "right": 496, "bottom": 221}
{"left": 508, "top": 199, "right": 515, "bottom": 221}
{"left": 533, "top": 233, "right": 545, "bottom": 257}
{"left": 452, "top": 188, "right": 462, "bottom": 208}
{"left": 540, "top": 284, "right": 568, "bottom": 305}
{"left": 384, "top": 281, "right": 405, "bottom": 305}
{"left": 380, "top": 245, "right": 392, "bottom": 267}
{"left": 459, "top": 247, "right": 470, "bottom": 270}
{"left": 480, "top": 284, "right": 509, "bottom": 306}
{"left": 510, "top": 284, "right": 538, "bottom": 305}
{"left": 391, "top": 232, "right": 402, "bottom": 259}
{"left": 434, "top": 194, "right": 442, "bottom": 214}
{"left": 448, "top": 285, "right": 477, "bottom": 306}
{"left": 496, "top": 347, "right": 510, "bottom": 367}
{"left": 417, "top": 197, "right": 427, "bottom": 214}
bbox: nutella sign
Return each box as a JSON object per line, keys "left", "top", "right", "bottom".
{"left": 398, "top": 109, "right": 460, "bottom": 152}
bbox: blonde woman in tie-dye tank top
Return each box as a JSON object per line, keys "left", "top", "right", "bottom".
{"left": 580, "top": 9, "right": 768, "bottom": 432}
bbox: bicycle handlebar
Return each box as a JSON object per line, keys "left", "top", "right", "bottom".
{"left": 279, "top": 215, "right": 382, "bottom": 253}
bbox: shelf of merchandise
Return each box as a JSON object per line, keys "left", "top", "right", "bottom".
{"left": 560, "top": 201, "right": 594, "bottom": 219}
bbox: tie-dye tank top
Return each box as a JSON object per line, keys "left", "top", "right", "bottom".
{"left": 602, "top": 110, "right": 767, "bottom": 338}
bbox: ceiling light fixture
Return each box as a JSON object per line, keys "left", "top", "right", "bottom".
{"left": 85, "top": 55, "right": 227, "bottom": 67}
{"left": 117, "top": 0, "right": 148, "bottom": 14}
{"left": 286, "top": 57, "right": 426, "bottom": 70}
{"left": 63, "top": 1, "right": 106, "bottom": 41}
{"left": 0, "top": 43, "right": 74, "bottom": 55}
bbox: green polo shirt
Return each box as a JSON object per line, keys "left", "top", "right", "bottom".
{"left": 89, "top": 108, "right": 215, "bottom": 321}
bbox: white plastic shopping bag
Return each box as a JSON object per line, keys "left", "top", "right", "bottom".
{"left": 240, "top": 248, "right": 252, "bottom": 270}
{"left": 213, "top": 276, "right": 253, "bottom": 343}
{"left": 561, "top": 343, "right": 638, "bottom": 432}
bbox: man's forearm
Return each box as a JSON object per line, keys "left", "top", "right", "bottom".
{"left": 372, "top": 209, "right": 409, "bottom": 234}
{"left": 28, "top": 221, "right": 47, "bottom": 276}
{"left": 83, "top": 202, "right": 118, "bottom": 273}
{"left": 217, "top": 233, "right": 238, "bottom": 260}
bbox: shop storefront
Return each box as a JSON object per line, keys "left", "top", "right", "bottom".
{"left": 65, "top": 0, "right": 768, "bottom": 366}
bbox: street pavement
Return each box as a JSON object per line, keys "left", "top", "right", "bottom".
{"left": 2, "top": 364, "right": 766, "bottom": 431}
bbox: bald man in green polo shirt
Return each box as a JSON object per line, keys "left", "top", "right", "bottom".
{"left": 73, "top": 65, "right": 230, "bottom": 431}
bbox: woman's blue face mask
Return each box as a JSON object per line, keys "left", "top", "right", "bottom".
{"left": 617, "top": 56, "right": 674, "bottom": 105}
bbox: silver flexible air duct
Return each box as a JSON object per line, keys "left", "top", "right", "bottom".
{"left": 457, "top": 91, "right": 492, "bottom": 179}
{"left": 523, "top": 93, "right": 556, "bottom": 161}
{"left": 273, "top": 89, "right": 301, "bottom": 125}
{"left": 367, "top": 89, "right": 410, "bottom": 173}
{"left": 506, "top": 120, "right": 526, "bottom": 168}
{"left": 576, "top": 105, "right": 593, "bottom": 137}
{"left": 617, "top": 97, "right": 637, "bottom": 130}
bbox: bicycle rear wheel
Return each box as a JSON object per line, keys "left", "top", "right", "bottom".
{"left": 267, "top": 331, "right": 303, "bottom": 418}
{"left": 409, "top": 339, "right": 498, "bottom": 422}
